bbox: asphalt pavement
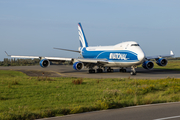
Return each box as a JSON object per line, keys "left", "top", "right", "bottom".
{"left": 37, "top": 102, "right": 180, "bottom": 120}
{"left": 0, "top": 65, "right": 180, "bottom": 79}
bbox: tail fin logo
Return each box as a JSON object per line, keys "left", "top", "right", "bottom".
{"left": 78, "top": 23, "right": 88, "bottom": 48}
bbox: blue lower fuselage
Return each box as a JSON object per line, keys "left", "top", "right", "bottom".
{"left": 81, "top": 48, "right": 139, "bottom": 63}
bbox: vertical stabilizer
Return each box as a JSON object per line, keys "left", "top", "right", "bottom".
{"left": 78, "top": 23, "right": 88, "bottom": 48}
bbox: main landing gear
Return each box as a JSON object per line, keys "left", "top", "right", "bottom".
{"left": 97, "top": 68, "right": 103, "bottom": 73}
{"left": 89, "top": 69, "right": 95, "bottom": 73}
{"left": 119, "top": 68, "right": 126, "bottom": 72}
{"left": 89, "top": 67, "right": 103, "bottom": 73}
{"left": 88, "top": 66, "right": 137, "bottom": 75}
{"left": 107, "top": 67, "right": 113, "bottom": 72}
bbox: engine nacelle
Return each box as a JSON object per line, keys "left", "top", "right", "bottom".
{"left": 142, "top": 61, "right": 154, "bottom": 70}
{"left": 40, "top": 59, "right": 50, "bottom": 68}
{"left": 156, "top": 58, "right": 167, "bottom": 66}
{"left": 73, "top": 62, "right": 84, "bottom": 70}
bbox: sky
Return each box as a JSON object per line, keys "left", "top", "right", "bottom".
{"left": 0, "top": 0, "right": 180, "bottom": 61}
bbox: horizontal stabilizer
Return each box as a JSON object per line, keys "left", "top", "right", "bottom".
{"left": 53, "top": 48, "right": 80, "bottom": 53}
{"left": 5, "top": 51, "right": 10, "bottom": 56}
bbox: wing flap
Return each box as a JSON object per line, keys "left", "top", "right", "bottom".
{"left": 44, "top": 57, "right": 72, "bottom": 61}
{"left": 10, "top": 55, "right": 40, "bottom": 59}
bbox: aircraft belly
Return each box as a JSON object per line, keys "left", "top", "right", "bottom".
{"left": 82, "top": 49, "right": 141, "bottom": 67}
{"left": 104, "top": 61, "right": 140, "bottom": 67}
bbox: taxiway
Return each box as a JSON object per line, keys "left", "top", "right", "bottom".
{"left": 0, "top": 65, "right": 180, "bottom": 79}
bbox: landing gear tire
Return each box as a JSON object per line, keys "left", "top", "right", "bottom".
{"left": 120, "top": 69, "right": 126, "bottom": 72}
{"left": 107, "top": 68, "right": 113, "bottom": 72}
{"left": 130, "top": 66, "right": 137, "bottom": 75}
{"left": 130, "top": 71, "right": 136, "bottom": 75}
{"left": 97, "top": 69, "right": 103, "bottom": 73}
{"left": 89, "top": 69, "right": 95, "bottom": 73}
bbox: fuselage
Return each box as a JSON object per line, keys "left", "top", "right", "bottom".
{"left": 80, "top": 41, "right": 145, "bottom": 67}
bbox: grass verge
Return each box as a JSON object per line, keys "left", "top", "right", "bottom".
{"left": 0, "top": 70, "right": 180, "bottom": 120}
{"left": 151, "top": 60, "right": 180, "bottom": 70}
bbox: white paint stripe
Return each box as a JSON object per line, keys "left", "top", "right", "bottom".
{"left": 50, "top": 71, "right": 65, "bottom": 76}
{"left": 96, "top": 52, "right": 105, "bottom": 59}
{"left": 154, "top": 115, "right": 180, "bottom": 120}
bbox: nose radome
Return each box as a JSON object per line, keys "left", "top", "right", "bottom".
{"left": 138, "top": 51, "right": 145, "bottom": 62}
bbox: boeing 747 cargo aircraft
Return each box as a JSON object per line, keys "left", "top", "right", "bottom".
{"left": 5, "top": 23, "right": 174, "bottom": 75}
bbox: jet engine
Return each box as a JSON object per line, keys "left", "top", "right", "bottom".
{"left": 40, "top": 59, "right": 50, "bottom": 68}
{"left": 142, "top": 61, "right": 154, "bottom": 70}
{"left": 156, "top": 58, "right": 167, "bottom": 66}
{"left": 73, "top": 62, "right": 84, "bottom": 70}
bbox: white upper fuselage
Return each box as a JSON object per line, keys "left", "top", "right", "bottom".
{"left": 81, "top": 41, "right": 145, "bottom": 67}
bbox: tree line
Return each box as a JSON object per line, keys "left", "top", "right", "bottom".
{"left": 1, "top": 57, "right": 180, "bottom": 66}
{"left": 0, "top": 58, "right": 71, "bottom": 66}
{"left": 0, "top": 58, "right": 40, "bottom": 66}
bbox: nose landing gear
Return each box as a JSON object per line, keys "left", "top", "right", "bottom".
{"left": 130, "top": 66, "right": 136, "bottom": 75}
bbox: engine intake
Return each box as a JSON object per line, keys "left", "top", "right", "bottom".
{"left": 40, "top": 59, "right": 50, "bottom": 68}
{"left": 73, "top": 62, "right": 84, "bottom": 70}
{"left": 142, "top": 61, "right": 154, "bottom": 70}
{"left": 156, "top": 58, "right": 167, "bottom": 66}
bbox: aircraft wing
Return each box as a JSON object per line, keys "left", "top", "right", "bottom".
{"left": 146, "top": 51, "right": 174, "bottom": 60}
{"left": 5, "top": 51, "right": 72, "bottom": 61}
{"left": 5, "top": 51, "right": 108, "bottom": 64}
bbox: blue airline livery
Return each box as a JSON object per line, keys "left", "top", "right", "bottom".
{"left": 5, "top": 23, "right": 174, "bottom": 75}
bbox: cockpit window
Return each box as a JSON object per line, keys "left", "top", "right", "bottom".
{"left": 131, "top": 44, "right": 139, "bottom": 46}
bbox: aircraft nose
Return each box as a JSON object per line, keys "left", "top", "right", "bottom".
{"left": 138, "top": 51, "right": 145, "bottom": 62}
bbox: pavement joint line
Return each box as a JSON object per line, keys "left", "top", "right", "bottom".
{"left": 50, "top": 70, "right": 66, "bottom": 76}
{"left": 36, "top": 102, "right": 180, "bottom": 120}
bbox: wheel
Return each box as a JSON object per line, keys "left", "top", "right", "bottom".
{"left": 97, "top": 69, "right": 103, "bottom": 73}
{"left": 130, "top": 71, "right": 136, "bottom": 75}
{"left": 122, "top": 69, "right": 126, "bottom": 72}
{"left": 89, "top": 69, "right": 95, "bottom": 73}
{"left": 120, "top": 69, "right": 126, "bottom": 72}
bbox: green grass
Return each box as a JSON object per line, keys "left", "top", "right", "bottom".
{"left": 0, "top": 70, "right": 180, "bottom": 120}
{"left": 152, "top": 60, "right": 180, "bottom": 70}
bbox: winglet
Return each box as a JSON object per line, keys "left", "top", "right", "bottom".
{"left": 5, "top": 51, "right": 10, "bottom": 56}
{"left": 170, "top": 51, "right": 174, "bottom": 56}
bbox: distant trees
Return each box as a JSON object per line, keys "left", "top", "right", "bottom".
{"left": 0, "top": 58, "right": 71, "bottom": 66}
{"left": 0, "top": 58, "right": 40, "bottom": 66}
{"left": 1, "top": 57, "right": 179, "bottom": 66}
